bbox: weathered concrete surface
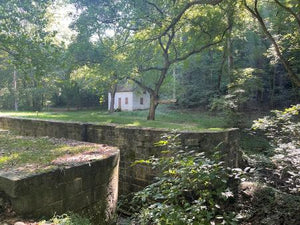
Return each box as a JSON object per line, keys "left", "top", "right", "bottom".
{"left": 0, "top": 116, "right": 242, "bottom": 195}
{"left": 0, "top": 145, "right": 119, "bottom": 224}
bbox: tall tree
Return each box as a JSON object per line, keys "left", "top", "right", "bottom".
{"left": 0, "top": 0, "right": 68, "bottom": 111}
{"left": 68, "top": 2, "right": 131, "bottom": 112}
{"left": 243, "top": 0, "right": 300, "bottom": 87}
{"left": 126, "top": 0, "right": 230, "bottom": 120}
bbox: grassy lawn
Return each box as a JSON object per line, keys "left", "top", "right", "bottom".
{"left": 0, "top": 132, "right": 106, "bottom": 174}
{"left": 0, "top": 106, "right": 228, "bottom": 131}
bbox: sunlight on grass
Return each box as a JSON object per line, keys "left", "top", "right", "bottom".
{"left": 0, "top": 153, "right": 19, "bottom": 164}
{"left": 127, "top": 121, "right": 141, "bottom": 127}
{"left": 0, "top": 133, "right": 101, "bottom": 172}
{"left": 207, "top": 128, "right": 226, "bottom": 131}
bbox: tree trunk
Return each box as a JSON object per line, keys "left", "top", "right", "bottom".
{"left": 13, "top": 68, "right": 18, "bottom": 111}
{"left": 270, "top": 65, "right": 276, "bottom": 108}
{"left": 109, "top": 84, "right": 117, "bottom": 113}
{"left": 209, "top": 50, "right": 213, "bottom": 85}
{"left": 227, "top": 24, "right": 234, "bottom": 82}
{"left": 147, "top": 94, "right": 158, "bottom": 120}
{"left": 218, "top": 49, "right": 226, "bottom": 92}
{"left": 32, "top": 80, "right": 43, "bottom": 111}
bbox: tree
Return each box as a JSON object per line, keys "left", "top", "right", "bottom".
{"left": 243, "top": 0, "right": 300, "bottom": 87}
{"left": 0, "top": 0, "right": 68, "bottom": 111}
{"left": 68, "top": 9, "right": 131, "bottom": 112}
{"left": 70, "top": 0, "right": 232, "bottom": 119}
{"left": 126, "top": 0, "right": 231, "bottom": 120}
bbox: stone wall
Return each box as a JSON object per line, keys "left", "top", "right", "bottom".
{"left": 0, "top": 117, "right": 242, "bottom": 195}
{"left": 0, "top": 148, "right": 119, "bottom": 224}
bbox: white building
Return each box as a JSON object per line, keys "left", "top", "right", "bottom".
{"left": 108, "top": 86, "right": 150, "bottom": 111}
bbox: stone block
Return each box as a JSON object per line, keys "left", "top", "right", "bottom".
{"left": 64, "top": 178, "right": 83, "bottom": 195}
{"left": 185, "top": 138, "right": 199, "bottom": 146}
{"left": 35, "top": 200, "right": 63, "bottom": 218}
{"left": 63, "top": 191, "right": 93, "bottom": 211}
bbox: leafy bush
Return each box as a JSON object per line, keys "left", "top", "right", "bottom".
{"left": 129, "top": 134, "right": 240, "bottom": 225}
{"left": 252, "top": 104, "right": 300, "bottom": 193}
{"left": 39, "top": 213, "right": 92, "bottom": 225}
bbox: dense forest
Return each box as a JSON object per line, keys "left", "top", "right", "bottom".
{"left": 0, "top": 0, "right": 299, "bottom": 120}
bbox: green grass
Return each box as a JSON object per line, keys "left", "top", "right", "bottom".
{"left": 0, "top": 106, "right": 228, "bottom": 131}
{"left": 0, "top": 132, "right": 99, "bottom": 173}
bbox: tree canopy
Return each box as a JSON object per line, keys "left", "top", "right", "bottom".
{"left": 0, "top": 0, "right": 298, "bottom": 117}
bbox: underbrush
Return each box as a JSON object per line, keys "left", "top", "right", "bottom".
{"left": 38, "top": 214, "right": 92, "bottom": 225}
{"left": 120, "top": 133, "right": 244, "bottom": 225}
{"left": 238, "top": 105, "right": 300, "bottom": 224}
{"left": 119, "top": 105, "right": 300, "bottom": 224}
{"left": 238, "top": 183, "right": 300, "bottom": 225}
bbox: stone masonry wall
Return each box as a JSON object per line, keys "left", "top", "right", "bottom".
{"left": 0, "top": 117, "right": 242, "bottom": 195}
{"left": 0, "top": 148, "right": 119, "bottom": 224}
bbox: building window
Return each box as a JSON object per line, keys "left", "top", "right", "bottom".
{"left": 125, "top": 97, "right": 128, "bottom": 105}
{"left": 140, "top": 97, "right": 144, "bottom": 105}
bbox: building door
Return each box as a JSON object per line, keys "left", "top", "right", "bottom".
{"left": 118, "top": 98, "right": 121, "bottom": 109}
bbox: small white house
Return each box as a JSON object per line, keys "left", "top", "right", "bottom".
{"left": 108, "top": 86, "right": 150, "bottom": 111}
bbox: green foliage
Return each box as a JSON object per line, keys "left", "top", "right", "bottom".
{"left": 177, "top": 49, "right": 223, "bottom": 108}
{"left": 51, "top": 79, "right": 100, "bottom": 109}
{"left": 240, "top": 132, "right": 271, "bottom": 156}
{"left": 39, "top": 213, "right": 91, "bottom": 225}
{"left": 129, "top": 133, "right": 240, "bottom": 225}
{"left": 253, "top": 104, "right": 300, "bottom": 147}
{"left": 252, "top": 104, "right": 300, "bottom": 193}
{"left": 239, "top": 183, "right": 300, "bottom": 225}
{"left": 210, "top": 68, "right": 264, "bottom": 127}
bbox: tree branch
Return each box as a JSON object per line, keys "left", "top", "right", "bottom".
{"left": 157, "top": 99, "right": 177, "bottom": 104}
{"left": 158, "top": 37, "right": 167, "bottom": 54}
{"left": 165, "top": 27, "right": 175, "bottom": 53}
{"left": 170, "top": 24, "right": 230, "bottom": 64}
{"left": 138, "top": 66, "right": 165, "bottom": 73}
{"left": 160, "top": 0, "right": 223, "bottom": 38}
{"left": 130, "top": 77, "right": 155, "bottom": 95}
{"left": 0, "top": 46, "right": 17, "bottom": 57}
{"left": 274, "top": 0, "right": 300, "bottom": 31}
{"left": 146, "top": 1, "right": 164, "bottom": 16}
{"left": 171, "top": 41, "right": 220, "bottom": 63}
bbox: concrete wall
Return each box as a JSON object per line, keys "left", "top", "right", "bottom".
{"left": 0, "top": 147, "right": 119, "bottom": 224}
{"left": 0, "top": 117, "right": 242, "bottom": 195}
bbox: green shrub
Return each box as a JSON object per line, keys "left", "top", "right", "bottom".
{"left": 252, "top": 104, "right": 300, "bottom": 193}
{"left": 39, "top": 213, "right": 92, "bottom": 225}
{"left": 129, "top": 133, "right": 241, "bottom": 225}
